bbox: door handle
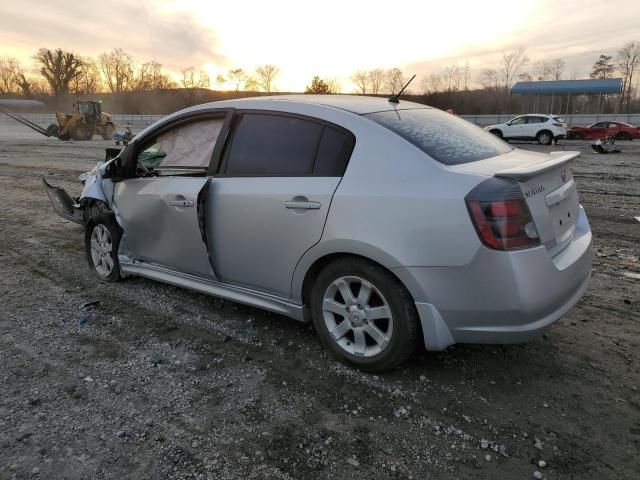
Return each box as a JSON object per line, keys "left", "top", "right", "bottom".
{"left": 285, "top": 200, "right": 321, "bottom": 210}
{"left": 168, "top": 200, "right": 194, "bottom": 207}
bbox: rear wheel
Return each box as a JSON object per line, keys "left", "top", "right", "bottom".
{"left": 310, "top": 258, "right": 419, "bottom": 372}
{"left": 85, "top": 213, "right": 122, "bottom": 282}
{"left": 536, "top": 130, "right": 553, "bottom": 145}
{"left": 102, "top": 123, "right": 115, "bottom": 140}
{"left": 70, "top": 122, "right": 92, "bottom": 141}
{"left": 616, "top": 132, "right": 632, "bottom": 141}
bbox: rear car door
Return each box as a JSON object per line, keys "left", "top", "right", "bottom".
{"left": 113, "top": 113, "right": 230, "bottom": 278}
{"left": 524, "top": 116, "right": 545, "bottom": 138}
{"left": 207, "top": 111, "right": 355, "bottom": 298}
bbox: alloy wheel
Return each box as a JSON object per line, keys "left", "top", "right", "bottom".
{"left": 90, "top": 224, "right": 114, "bottom": 277}
{"left": 322, "top": 276, "right": 394, "bottom": 357}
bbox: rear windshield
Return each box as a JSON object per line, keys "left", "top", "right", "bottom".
{"left": 365, "top": 108, "right": 513, "bottom": 165}
{"left": 553, "top": 116, "right": 566, "bottom": 123}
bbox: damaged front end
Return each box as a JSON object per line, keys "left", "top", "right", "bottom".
{"left": 43, "top": 147, "right": 123, "bottom": 225}
{"left": 42, "top": 177, "right": 86, "bottom": 224}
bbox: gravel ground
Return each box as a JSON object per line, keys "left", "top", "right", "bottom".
{"left": 0, "top": 124, "right": 638, "bottom": 480}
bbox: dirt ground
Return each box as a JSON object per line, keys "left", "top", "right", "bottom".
{"left": 0, "top": 123, "right": 638, "bottom": 480}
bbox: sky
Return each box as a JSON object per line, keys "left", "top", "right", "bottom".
{"left": 1, "top": 0, "right": 639, "bottom": 92}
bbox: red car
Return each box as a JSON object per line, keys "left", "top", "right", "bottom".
{"left": 567, "top": 121, "right": 640, "bottom": 141}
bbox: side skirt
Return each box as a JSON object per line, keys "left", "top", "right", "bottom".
{"left": 119, "top": 259, "right": 306, "bottom": 322}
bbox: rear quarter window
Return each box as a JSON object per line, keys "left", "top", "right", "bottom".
{"left": 365, "top": 108, "right": 513, "bottom": 165}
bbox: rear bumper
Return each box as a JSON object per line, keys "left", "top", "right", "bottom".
{"left": 42, "top": 177, "right": 85, "bottom": 224}
{"left": 395, "top": 206, "right": 592, "bottom": 350}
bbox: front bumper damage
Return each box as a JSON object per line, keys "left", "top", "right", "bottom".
{"left": 42, "top": 177, "right": 85, "bottom": 224}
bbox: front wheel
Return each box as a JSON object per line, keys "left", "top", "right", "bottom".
{"left": 85, "top": 213, "right": 123, "bottom": 282}
{"left": 310, "top": 258, "right": 419, "bottom": 372}
{"left": 489, "top": 129, "right": 503, "bottom": 139}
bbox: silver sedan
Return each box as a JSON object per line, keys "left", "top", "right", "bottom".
{"left": 44, "top": 95, "right": 592, "bottom": 372}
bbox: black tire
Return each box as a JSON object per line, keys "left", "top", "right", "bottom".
{"left": 85, "top": 213, "right": 123, "bottom": 282}
{"left": 46, "top": 123, "right": 60, "bottom": 138}
{"left": 489, "top": 129, "right": 503, "bottom": 138}
{"left": 536, "top": 130, "right": 553, "bottom": 145}
{"left": 310, "top": 257, "right": 419, "bottom": 372}
{"left": 102, "top": 123, "right": 115, "bottom": 140}
{"left": 70, "top": 122, "right": 92, "bottom": 141}
{"left": 616, "top": 132, "right": 632, "bottom": 141}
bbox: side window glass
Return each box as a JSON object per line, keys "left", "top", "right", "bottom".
{"left": 313, "top": 127, "right": 355, "bottom": 176}
{"left": 137, "top": 118, "right": 224, "bottom": 171}
{"left": 510, "top": 117, "right": 525, "bottom": 125}
{"left": 225, "top": 114, "right": 322, "bottom": 175}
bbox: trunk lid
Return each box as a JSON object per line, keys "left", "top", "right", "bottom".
{"left": 452, "top": 149, "right": 581, "bottom": 256}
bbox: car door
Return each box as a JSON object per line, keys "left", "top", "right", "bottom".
{"left": 206, "top": 111, "right": 355, "bottom": 298}
{"left": 587, "top": 122, "right": 608, "bottom": 140}
{"left": 113, "top": 113, "right": 230, "bottom": 278}
{"left": 524, "top": 116, "right": 544, "bottom": 138}
{"left": 503, "top": 116, "right": 526, "bottom": 139}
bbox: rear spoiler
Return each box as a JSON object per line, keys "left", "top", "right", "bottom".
{"left": 495, "top": 151, "right": 580, "bottom": 181}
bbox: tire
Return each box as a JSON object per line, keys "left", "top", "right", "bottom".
{"left": 102, "top": 123, "right": 115, "bottom": 140}
{"left": 616, "top": 132, "right": 632, "bottom": 141}
{"left": 536, "top": 130, "right": 553, "bottom": 145}
{"left": 46, "top": 123, "right": 59, "bottom": 138}
{"left": 70, "top": 122, "right": 92, "bottom": 141}
{"left": 85, "top": 213, "right": 122, "bottom": 282}
{"left": 310, "top": 257, "right": 419, "bottom": 372}
{"left": 489, "top": 129, "right": 503, "bottom": 138}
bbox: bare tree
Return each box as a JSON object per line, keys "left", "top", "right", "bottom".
{"left": 442, "top": 64, "right": 460, "bottom": 92}
{"left": 34, "top": 48, "right": 84, "bottom": 95}
{"left": 215, "top": 74, "right": 226, "bottom": 88}
{"left": 618, "top": 41, "right": 640, "bottom": 112}
{"left": 325, "top": 78, "right": 342, "bottom": 94}
{"left": 500, "top": 48, "right": 529, "bottom": 91}
{"left": 479, "top": 68, "right": 499, "bottom": 90}
{"left": 368, "top": 68, "right": 385, "bottom": 94}
{"left": 0, "top": 57, "right": 20, "bottom": 94}
{"left": 71, "top": 57, "right": 102, "bottom": 94}
{"left": 421, "top": 73, "right": 443, "bottom": 94}
{"left": 98, "top": 48, "right": 135, "bottom": 93}
{"left": 181, "top": 67, "right": 210, "bottom": 89}
{"left": 227, "top": 68, "right": 246, "bottom": 91}
{"left": 135, "top": 61, "right": 174, "bottom": 91}
{"left": 549, "top": 58, "right": 565, "bottom": 80}
{"left": 385, "top": 68, "right": 405, "bottom": 94}
{"left": 350, "top": 69, "right": 369, "bottom": 94}
{"left": 244, "top": 76, "right": 259, "bottom": 91}
{"left": 533, "top": 61, "right": 552, "bottom": 81}
{"left": 254, "top": 64, "right": 280, "bottom": 93}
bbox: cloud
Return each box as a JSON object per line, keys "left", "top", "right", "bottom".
{"left": 0, "top": 0, "right": 225, "bottom": 72}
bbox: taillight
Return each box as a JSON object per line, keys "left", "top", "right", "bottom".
{"left": 466, "top": 178, "right": 540, "bottom": 251}
{"left": 552, "top": 123, "right": 564, "bottom": 127}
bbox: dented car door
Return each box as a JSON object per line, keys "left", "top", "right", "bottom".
{"left": 113, "top": 115, "right": 228, "bottom": 278}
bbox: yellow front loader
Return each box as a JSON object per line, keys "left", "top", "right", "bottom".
{"left": 47, "top": 101, "right": 116, "bottom": 141}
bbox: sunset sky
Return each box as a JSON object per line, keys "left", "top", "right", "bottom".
{"left": 1, "top": 0, "right": 639, "bottom": 91}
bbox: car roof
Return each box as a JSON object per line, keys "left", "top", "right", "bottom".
{"left": 198, "top": 94, "right": 431, "bottom": 115}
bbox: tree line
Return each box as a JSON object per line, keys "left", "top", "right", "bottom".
{"left": 0, "top": 48, "right": 283, "bottom": 96}
{"left": 1, "top": 42, "right": 639, "bottom": 113}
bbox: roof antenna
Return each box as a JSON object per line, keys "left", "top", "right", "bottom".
{"left": 388, "top": 74, "right": 416, "bottom": 104}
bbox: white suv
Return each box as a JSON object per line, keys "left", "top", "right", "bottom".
{"left": 484, "top": 114, "right": 567, "bottom": 145}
